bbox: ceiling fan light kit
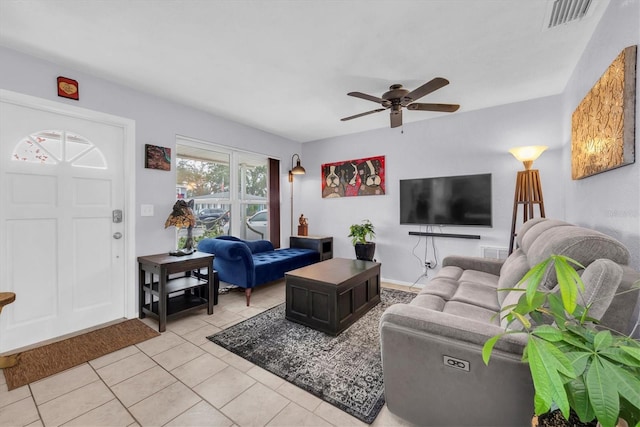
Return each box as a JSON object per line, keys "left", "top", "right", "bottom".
{"left": 341, "top": 77, "right": 460, "bottom": 128}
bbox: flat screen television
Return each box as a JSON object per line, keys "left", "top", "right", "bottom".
{"left": 399, "top": 173, "right": 492, "bottom": 226}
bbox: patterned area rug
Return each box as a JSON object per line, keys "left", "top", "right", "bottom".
{"left": 208, "top": 288, "right": 415, "bottom": 424}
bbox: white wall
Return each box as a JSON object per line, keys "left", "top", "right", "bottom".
{"left": 1, "top": 0, "right": 637, "bottom": 289}
{"left": 0, "top": 46, "right": 302, "bottom": 257}
{"left": 561, "top": 0, "right": 640, "bottom": 269}
{"left": 299, "top": 1, "right": 640, "bottom": 286}
{"left": 300, "top": 95, "right": 565, "bottom": 285}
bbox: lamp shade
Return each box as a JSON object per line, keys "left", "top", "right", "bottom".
{"left": 165, "top": 200, "right": 196, "bottom": 229}
{"left": 291, "top": 162, "right": 306, "bottom": 174}
{"left": 509, "top": 145, "right": 548, "bottom": 169}
{"left": 291, "top": 154, "right": 306, "bottom": 175}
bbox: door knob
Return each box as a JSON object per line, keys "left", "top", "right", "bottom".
{"left": 113, "top": 232, "right": 123, "bottom": 239}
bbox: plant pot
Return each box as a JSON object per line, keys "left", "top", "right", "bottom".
{"left": 354, "top": 242, "right": 375, "bottom": 261}
{"left": 533, "top": 411, "right": 629, "bottom": 427}
{"left": 597, "top": 420, "right": 628, "bottom": 427}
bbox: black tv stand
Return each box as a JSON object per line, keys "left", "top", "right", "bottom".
{"left": 409, "top": 231, "right": 481, "bottom": 240}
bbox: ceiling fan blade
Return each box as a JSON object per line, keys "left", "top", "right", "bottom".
{"left": 347, "top": 91, "right": 387, "bottom": 104}
{"left": 340, "top": 108, "right": 386, "bottom": 121}
{"left": 407, "top": 103, "right": 460, "bottom": 113}
{"left": 390, "top": 109, "right": 402, "bottom": 128}
{"left": 402, "top": 77, "right": 450, "bottom": 104}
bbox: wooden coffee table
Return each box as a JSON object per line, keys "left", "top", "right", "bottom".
{"left": 285, "top": 258, "right": 381, "bottom": 335}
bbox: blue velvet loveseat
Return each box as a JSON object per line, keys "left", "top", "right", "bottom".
{"left": 197, "top": 236, "right": 320, "bottom": 305}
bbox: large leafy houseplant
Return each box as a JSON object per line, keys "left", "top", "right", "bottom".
{"left": 482, "top": 255, "right": 640, "bottom": 427}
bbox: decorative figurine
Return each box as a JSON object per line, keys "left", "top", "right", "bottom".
{"left": 298, "top": 214, "right": 308, "bottom": 236}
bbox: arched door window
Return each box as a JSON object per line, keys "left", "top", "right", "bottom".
{"left": 11, "top": 130, "right": 107, "bottom": 169}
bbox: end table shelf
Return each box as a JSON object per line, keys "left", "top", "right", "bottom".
{"left": 290, "top": 236, "right": 333, "bottom": 261}
{"left": 138, "top": 252, "right": 218, "bottom": 332}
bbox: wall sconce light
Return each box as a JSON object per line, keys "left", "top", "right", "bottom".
{"left": 289, "top": 154, "right": 305, "bottom": 234}
{"left": 288, "top": 153, "right": 306, "bottom": 182}
{"left": 508, "top": 145, "right": 547, "bottom": 254}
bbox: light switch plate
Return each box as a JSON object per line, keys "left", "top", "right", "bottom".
{"left": 140, "top": 204, "right": 154, "bottom": 217}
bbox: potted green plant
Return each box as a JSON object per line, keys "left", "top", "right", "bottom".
{"left": 482, "top": 255, "right": 640, "bottom": 427}
{"left": 348, "top": 219, "right": 376, "bottom": 261}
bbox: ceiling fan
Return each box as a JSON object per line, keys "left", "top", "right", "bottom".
{"left": 340, "top": 77, "right": 460, "bottom": 128}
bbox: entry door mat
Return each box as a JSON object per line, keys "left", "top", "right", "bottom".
{"left": 208, "top": 288, "right": 415, "bottom": 424}
{"left": 3, "top": 319, "right": 159, "bottom": 390}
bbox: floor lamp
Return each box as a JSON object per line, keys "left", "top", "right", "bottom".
{"left": 508, "top": 146, "right": 547, "bottom": 254}
{"left": 289, "top": 154, "right": 306, "bottom": 235}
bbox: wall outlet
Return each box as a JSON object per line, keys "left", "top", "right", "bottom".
{"left": 425, "top": 261, "right": 435, "bottom": 269}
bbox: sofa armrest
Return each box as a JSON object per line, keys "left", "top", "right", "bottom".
{"left": 380, "top": 303, "right": 533, "bottom": 426}
{"left": 197, "top": 238, "right": 256, "bottom": 287}
{"left": 198, "top": 238, "right": 252, "bottom": 264}
{"left": 380, "top": 303, "right": 526, "bottom": 354}
{"left": 442, "top": 255, "right": 505, "bottom": 276}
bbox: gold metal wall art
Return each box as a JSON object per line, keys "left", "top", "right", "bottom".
{"left": 571, "top": 45, "right": 636, "bottom": 180}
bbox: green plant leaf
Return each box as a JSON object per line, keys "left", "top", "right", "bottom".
{"left": 526, "top": 340, "right": 553, "bottom": 413}
{"left": 593, "top": 330, "right": 614, "bottom": 352}
{"left": 548, "top": 293, "right": 570, "bottom": 327}
{"left": 561, "top": 330, "right": 594, "bottom": 352}
{"left": 514, "top": 291, "right": 548, "bottom": 316}
{"left": 532, "top": 325, "right": 564, "bottom": 342}
{"left": 586, "top": 357, "right": 619, "bottom": 427}
{"left": 482, "top": 334, "right": 502, "bottom": 365}
{"left": 348, "top": 219, "right": 375, "bottom": 245}
{"left": 512, "top": 312, "right": 531, "bottom": 329}
{"left": 528, "top": 336, "right": 572, "bottom": 418}
{"left": 600, "top": 358, "right": 640, "bottom": 414}
{"left": 554, "top": 256, "right": 581, "bottom": 314}
{"left": 482, "top": 330, "right": 523, "bottom": 365}
{"left": 619, "top": 397, "right": 640, "bottom": 427}
{"left": 566, "top": 323, "right": 596, "bottom": 344}
{"left": 534, "top": 392, "right": 551, "bottom": 417}
{"left": 543, "top": 340, "right": 576, "bottom": 378}
{"left": 620, "top": 346, "right": 640, "bottom": 364}
{"left": 566, "top": 376, "right": 596, "bottom": 423}
{"left": 520, "top": 259, "right": 551, "bottom": 305}
{"left": 564, "top": 351, "right": 590, "bottom": 376}
{"left": 600, "top": 347, "right": 640, "bottom": 368}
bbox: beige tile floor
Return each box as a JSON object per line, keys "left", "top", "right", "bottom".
{"left": 0, "top": 281, "right": 419, "bottom": 427}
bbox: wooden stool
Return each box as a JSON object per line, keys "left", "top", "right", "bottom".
{"left": 0, "top": 292, "right": 20, "bottom": 368}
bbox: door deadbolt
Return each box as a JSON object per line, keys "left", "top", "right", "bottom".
{"left": 112, "top": 210, "right": 123, "bottom": 223}
{"left": 113, "top": 232, "right": 123, "bottom": 239}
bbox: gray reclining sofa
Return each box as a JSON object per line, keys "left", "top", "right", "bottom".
{"left": 380, "top": 218, "right": 640, "bottom": 426}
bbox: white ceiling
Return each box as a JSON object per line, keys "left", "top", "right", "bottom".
{"left": 0, "top": 0, "right": 610, "bottom": 143}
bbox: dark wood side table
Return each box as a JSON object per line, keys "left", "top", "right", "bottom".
{"left": 290, "top": 235, "right": 333, "bottom": 261}
{"left": 138, "top": 252, "right": 218, "bottom": 332}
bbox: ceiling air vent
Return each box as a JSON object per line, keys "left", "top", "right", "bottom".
{"left": 545, "top": 0, "right": 593, "bottom": 29}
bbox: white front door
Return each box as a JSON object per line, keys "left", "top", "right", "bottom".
{"left": 0, "top": 91, "right": 134, "bottom": 352}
